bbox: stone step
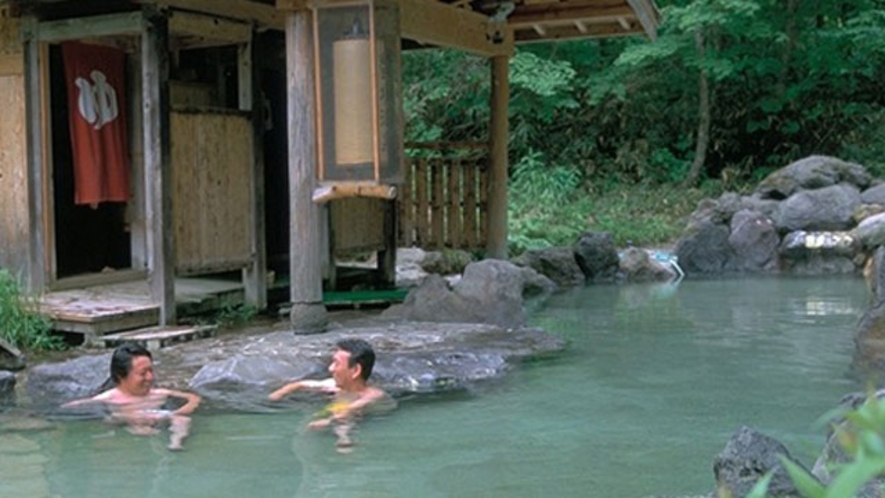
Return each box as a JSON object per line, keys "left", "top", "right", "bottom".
{"left": 96, "top": 325, "right": 218, "bottom": 350}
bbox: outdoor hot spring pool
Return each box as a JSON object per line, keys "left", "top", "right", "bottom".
{"left": 0, "top": 276, "right": 869, "bottom": 497}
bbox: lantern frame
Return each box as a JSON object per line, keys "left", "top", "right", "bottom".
{"left": 311, "top": 0, "right": 403, "bottom": 191}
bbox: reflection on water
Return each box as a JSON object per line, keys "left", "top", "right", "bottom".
{"left": 1, "top": 276, "right": 870, "bottom": 498}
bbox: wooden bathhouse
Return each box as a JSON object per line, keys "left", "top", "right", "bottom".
{"left": 0, "top": 0, "right": 658, "bottom": 341}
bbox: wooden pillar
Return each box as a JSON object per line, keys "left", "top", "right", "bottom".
{"left": 285, "top": 9, "right": 327, "bottom": 333}
{"left": 142, "top": 9, "right": 176, "bottom": 325}
{"left": 22, "top": 18, "right": 47, "bottom": 293}
{"left": 240, "top": 34, "right": 268, "bottom": 310}
{"left": 486, "top": 55, "right": 509, "bottom": 260}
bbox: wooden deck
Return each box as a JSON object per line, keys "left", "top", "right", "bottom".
{"left": 39, "top": 277, "right": 244, "bottom": 341}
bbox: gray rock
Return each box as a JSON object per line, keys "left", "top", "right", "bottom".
{"left": 755, "top": 155, "right": 871, "bottom": 200}
{"left": 854, "top": 299, "right": 885, "bottom": 372}
{"left": 862, "top": 183, "right": 885, "bottom": 205}
{"left": 618, "top": 248, "right": 676, "bottom": 282}
{"left": 573, "top": 232, "right": 620, "bottom": 281}
{"left": 778, "top": 231, "right": 857, "bottom": 259}
{"left": 0, "top": 338, "right": 26, "bottom": 371}
{"left": 854, "top": 212, "right": 885, "bottom": 249}
{"left": 512, "top": 247, "right": 585, "bottom": 288}
{"left": 782, "top": 254, "right": 857, "bottom": 276}
{"left": 183, "top": 323, "right": 564, "bottom": 411}
{"left": 714, "top": 426, "right": 812, "bottom": 498}
{"left": 728, "top": 209, "right": 779, "bottom": 272}
{"left": 674, "top": 220, "right": 733, "bottom": 274}
{"left": 774, "top": 184, "right": 862, "bottom": 232}
{"left": 26, "top": 353, "right": 110, "bottom": 410}
{"left": 384, "top": 260, "right": 549, "bottom": 329}
{"left": 866, "top": 246, "right": 885, "bottom": 303}
{"left": 396, "top": 247, "right": 429, "bottom": 288}
{"left": 0, "top": 371, "right": 15, "bottom": 407}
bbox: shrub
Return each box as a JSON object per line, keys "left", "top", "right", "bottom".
{"left": 0, "top": 269, "right": 63, "bottom": 351}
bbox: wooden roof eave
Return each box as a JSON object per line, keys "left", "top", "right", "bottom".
{"left": 277, "top": 0, "right": 514, "bottom": 58}
{"left": 508, "top": 1, "right": 660, "bottom": 43}
{"left": 132, "top": 0, "right": 284, "bottom": 32}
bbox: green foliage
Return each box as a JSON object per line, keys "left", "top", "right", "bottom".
{"left": 215, "top": 302, "right": 258, "bottom": 328}
{"left": 0, "top": 269, "right": 63, "bottom": 351}
{"left": 751, "top": 393, "right": 885, "bottom": 498}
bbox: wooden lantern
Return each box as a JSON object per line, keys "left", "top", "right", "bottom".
{"left": 312, "top": 0, "right": 403, "bottom": 202}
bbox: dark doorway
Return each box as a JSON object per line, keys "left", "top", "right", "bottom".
{"left": 49, "top": 45, "right": 132, "bottom": 279}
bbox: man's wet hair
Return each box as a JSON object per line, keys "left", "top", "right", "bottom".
{"left": 336, "top": 338, "right": 375, "bottom": 381}
{"left": 109, "top": 343, "right": 152, "bottom": 385}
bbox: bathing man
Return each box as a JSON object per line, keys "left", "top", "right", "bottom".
{"left": 268, "top": 338, "right": 392, "bottom": 448}
{"left": 63, "top": 343, "right": 201, "bottom": 450}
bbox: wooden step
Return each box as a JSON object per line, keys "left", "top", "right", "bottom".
{"left": 96, "top": 325, "right": 218, "bottom": 349}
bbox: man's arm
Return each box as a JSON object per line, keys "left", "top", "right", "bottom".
{"left": 158, "top": 388, "right": 201, "bottom": 415}
{"left": 268, "top": 378, "right": 337, "bottom": 401}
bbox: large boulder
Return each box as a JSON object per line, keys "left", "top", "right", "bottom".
{"left": 384, "top": 260, "right": 554, "bottom": 329}
{"left": 26, "top": 353, "right": 110, "bottom": 410}
{"left": 512, "top": 247, "right": 585, "bottom": 288}
{"left": 854, "top": 212, "right": 885, "bottom": 249}
{"left": 0, "top": 338, "right": 26, "bottom": 371}
{"left": 573, "top": 232, "right": 620, "bottom": 281}
{"left": 855, "top": 298, "right": 885, "bottom": 374}
{"left": 617, "top": 248, "right": 676, "bottom": 282}
{"left": 812, "top": 391, "right": 885, "bottom": 498}
{"left": 774, "top": 184, "right": 862, "bottom": 232}
{"left": 713, "top": 426, "right": 812, "bottom": 498}
{"left": 861, "top": 183, "right": 885, "bottom": 205}
{"left": 674, "top": 219, "right": 733, "bottom": 274}
{"left": 778, "top": 231, "right": 859, "bottom": 275}
{"left": 755, "top": 156, "right": 871, "bottom": 200}
{"left": 728, "top": 209, "right": 779, "bottom": 272}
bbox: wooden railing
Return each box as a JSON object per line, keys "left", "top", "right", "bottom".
{"left": 399, "top": 142, "right": 489, "bottom": 250}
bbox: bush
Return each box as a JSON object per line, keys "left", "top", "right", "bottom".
{"left": 747, "top": 392, "right": 885, "bottom": 498}
{"left": 0, "top": 269, "right": 63, "bottom": 351}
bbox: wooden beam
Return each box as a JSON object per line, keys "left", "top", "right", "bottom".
{"left": 240, "top": 33, "right": 268, "bottom": 311}
{"left": 36, "top": 12, "right": 144, "bottom": 43}
{"left": 509, "top": 5, "right": 633, "bottom": 28}
{"left": 574, "top": 20, "right": 587, "bottom": 33}
{"left": 486, "top": 55, "right": 508, "bottom": 260}
{"left": 617, "top": 16, "right": 631, "bottom": 31}
{"left": 399, "top": 0, "right": 513, "bottom": 57}
{"left": 136, "top": 0, "right": 284, "bottom": 31}
{"left": 22, "top": 17, "right": 46, "bottom": 293}
{"left": 168, "top": 10, "right": 252, "bottom": 45}
{"left": 513, "top": 22, "right": 644, "bottom": 42}
{"left": 311, "top": 184, "right": 397, "bottom": 203}
{"left": 626, "top": 0, "right": 659, "bottom": 40}
{"left": 286, "top": 9, "right": 327, "bottom": 333}
{"left": 142, "top": 8, "right": 177, "bottom": 325}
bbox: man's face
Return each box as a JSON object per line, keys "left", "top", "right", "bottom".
{"left": 328, "top": 349, "right": 358, "bottom": 388}
{"left": 119, "top": 355, "right": 154, "bottom": 396}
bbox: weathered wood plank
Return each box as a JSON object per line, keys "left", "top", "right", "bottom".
{"left": 463, "top": 159, "right": 477, "bottom": 248}
{"left": 414, "top": 157, "right": 429, "bottom": 246}
{"left": 143, "top": 9, "right": 176, "bottom": 324}
{"left": 398, "top": 158, "right": 414, "bottom": 246}
{"left": 486, "top": 55, "right": 509, "bottom": 259}
{"left": 430, "top": 159, "right": 443, "bottom": 249}
{"left": 22, "top": 18, "right": 46, "bottom": 293}
{"left": 37, "top": 12, "right": 144, "bottom": 43}
{"left": 399, "top": 0, "right": 513, "bottom": 57}
{"left": 287, "top": 9, "right": 326, "bottom": 331}
{"left": 447, "top": 158, "right": 462, "bottom": 249}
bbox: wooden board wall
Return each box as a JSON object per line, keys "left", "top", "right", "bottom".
{"left": 330, "top": 197, "right": 386, "bottom": 254}
{"left": 171, "top": 111, "right": 253, "bottom": 274}
{"left": 0, "top": 10, "right": 29, "bottom": 275}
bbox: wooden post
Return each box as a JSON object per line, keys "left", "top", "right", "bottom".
{"left": 142, "top": 9, "right": 176, "bottom": 325}
{"left": 486, "top": 55, "right": 509, "bottom": 260}
{"left": 286, "top": 9, "right": 327, "bottom": 333}
{"left": 22, "top": 18, "right": 46, "bottom": 293}
{"left": 129, "top": 50, "right": 147, "bottom": 271}
{"left": 240, "top": 34, "right": 268, "bottom": 310}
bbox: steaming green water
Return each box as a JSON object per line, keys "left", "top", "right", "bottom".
{"left": 1, "top": 276, "right": 868, "bottom": 497}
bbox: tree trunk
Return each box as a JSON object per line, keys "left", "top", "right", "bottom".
{"left": 683, "top": 27, "right": 711, "bottom": 187}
